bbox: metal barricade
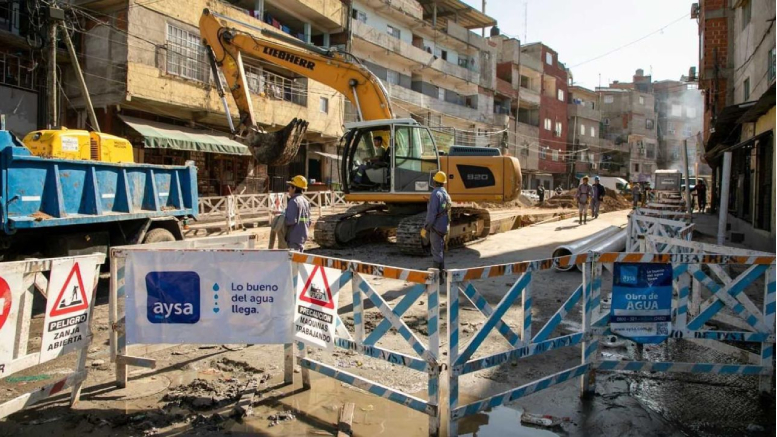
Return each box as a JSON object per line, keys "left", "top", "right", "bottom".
{"left": 290, "top": 252, "right": 442, "bottom": 436}
{"left": 445, "top": 253, "right": 593, "bottom": 435}
{"left": 108, "top": 235, "right": 257, "bottom": 387}
{"left": 627, "top": 211, "right": 693, "bottom": 252}
{"left": 0, "top": 254, "right": 104, "bottom": 419}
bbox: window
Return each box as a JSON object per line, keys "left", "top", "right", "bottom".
{"left": 458, "top": 56, "right": 473, "bottom": 69}
{"left": 645, "top": 119, "right": 655, "bottom": 130}
{"left": 544, "top": 118, "right": 552, "bottom": 130}
{"left": 555, "top": 121, "right": 562, "bottom": 137}
{"left": 520, "top": 75, "right": 530, "bottom": 89}
{"left": 667, "top": 122, "right": 676, "bottom": 134}
{"left": 352, "top": 9, "right": 367, "bottom": 23}
{"left": 743, "top": 77, "right": 750, "bottom": 101}
{"left": 589, "top": 152, "right": 595, "bottom": 163}
{"left": 552, "top": 149, "right": 559, "bottom": 161}
{"left": 580, "top": 123, "right": 585, "bottom": 136}
{"left": 603, "top": 117, "right": 610, "bottom": 126}
{"left": 742, "top": 0, "right": 751, "bottom": 30}
{"left": 437, "top": 86, "right": 445, "bottom": 100}
{"left": 590, "top": 126, "right": 595, "bottom": 137}
{"left": 646, "top": 145, "right": 655, "bottom": 159}
{"left": 686, "top": 107, "right": 697, "bottom": 118}
{"left": 387, "top": 24, "right": 401, "bottom": 40}
{"left": 545, "top": 52, "right": 553, "bottom": 65}
{"left": 557, "top": 89, "right": 564, "bottom": 101}
{"left": 387, "top": 70, "right": 400, "bottom": 85}
{"left": 769, "top": 47, "right": 776, "bottom": 84}
{"left": 393, "top": 126, "right": 438, "bottom": 191}
{"left": 639, "top": 96, "right": 645, "bottom": 105}
{"left": 604, "top": 95, "right": 614, "bottom": 104}
{"left": 634, "top": 163, "right": 640, "bottom": 172}
{"left": 319, "top": 97, "right": 329, "bottom": 113}
{"left": 671, "top": 104, "right": 682, "bottom": 117}
{"left": 166, "top": 24, "right": 208, "bottom": 82}
{"left": 435, "top": 47, "right": 448, "bottom": 61}
{"left": 539, "top": 147, "right": 547, "bottom": 160}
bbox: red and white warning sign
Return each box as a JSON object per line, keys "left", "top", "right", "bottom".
{"left": 294, "top": 265, "right": 342, "bottom": 351}
{"left": 0, "top": 264, "right": 25, "bottom": 370}
{"left": 40, "top": 258, "right": 100, "bottom": 363}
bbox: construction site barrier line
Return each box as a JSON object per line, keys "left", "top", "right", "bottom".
{"left": 290, "top": 252, "right": 433, "bottom": 284}
{"left": 450, "top": 255, "right": 589, "bottom": 281}
{"left": 595, "top": 360, "right": 771, "bottom": 375}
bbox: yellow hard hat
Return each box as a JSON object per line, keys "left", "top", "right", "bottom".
{"left": 433, "top": 171, "right": 447, "bottom": 184}
{"left": 287, "top": 175, "right": 308, "bottom": 190}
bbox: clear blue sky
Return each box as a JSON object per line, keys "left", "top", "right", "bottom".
{"left": 466, "top": 0, "right": 699, "bottom": 89}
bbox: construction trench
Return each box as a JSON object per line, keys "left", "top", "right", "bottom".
{"left": 0, "top": 204, "right": 774, "bottom": 437}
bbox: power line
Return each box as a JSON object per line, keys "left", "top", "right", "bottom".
{"left": 569, "top": 13, "right": 690, "bottom": 69}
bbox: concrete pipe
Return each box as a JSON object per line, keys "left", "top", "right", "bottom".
{"left": 575, "top": 230, "right": 627, "bottom": 272}
{"left": 552, "top": 226, "right": 622, "bottom": 272}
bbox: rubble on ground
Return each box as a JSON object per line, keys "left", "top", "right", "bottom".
{"left": 538, "top": 188, "right": 631, "bottom": 211}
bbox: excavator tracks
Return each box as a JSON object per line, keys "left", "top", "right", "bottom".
{"left": 395, "top": 207, "right": 492, "bottom": 256}
{"left": 313, "top": 204, "right": 386, "bottom": 248}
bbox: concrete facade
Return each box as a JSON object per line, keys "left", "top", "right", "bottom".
{"left": 653, "top": 79, "right": 707, "bottom": 175}
{"left": 67, "top": 0, "right": 347, "bottom": 194}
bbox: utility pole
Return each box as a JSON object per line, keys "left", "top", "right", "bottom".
{"left": 62, "top": 25, "right": 100, "bottom": 132}
{"left": 717, "top": 152, "right": 732, "bottom": 245}
{"left": 481, "top": 0, "right": 486, "bottom": 37}
{"left": 682, "top": 139, "right": 692, "bottom": 214}
{"left": 47, "top": 16, "right": 58, "bottom": 128}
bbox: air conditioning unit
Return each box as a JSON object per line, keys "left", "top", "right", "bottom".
{"left": 691, "top": 3, "right": 700, "bottom": 19}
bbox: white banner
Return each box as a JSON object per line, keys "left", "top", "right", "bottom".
{"left": 125, "top": 250, "right": 293, "bottom": 344}
{"left": 0, "top": 263, "right": 26, "bottom": 368}
{"left": 294, "top": 264, "right": 342, "bottom": 351}
{"left": 40, "top": 257, "right": 101, "bottom": 363}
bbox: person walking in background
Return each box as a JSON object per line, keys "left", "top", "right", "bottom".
{"left": 694, "top": 179, "right": 707, "bottom": 213}
{"left": 285, "top": 175, "right": 311, "bottom": 251}
{"left": 590, "top": 176, "right": 606, "bottom": 219}
{"left": 631, "top": 181, "right": 641, "bottom": 209}
{"left": 537, "top": 184, "right": 545, "bottom": 203}
{"left": 421, "top": 171, "right": 451, "bottom": 282}
{"left": 575, "top": 176, "right": 592, "bottom": 225}
{"left": 555, "top": 185, "right": 563, "bottom": 196}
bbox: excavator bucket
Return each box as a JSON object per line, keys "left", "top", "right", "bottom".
{"left": 245, "top": 118, "right": 309, "bottom": 166}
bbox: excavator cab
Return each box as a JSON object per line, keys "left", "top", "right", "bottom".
{"left": 343, "top": 119, "right": 440, "bottom": 197}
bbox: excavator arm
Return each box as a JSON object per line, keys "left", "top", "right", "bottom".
{"left": 199, "top": 9, "right": 393, "bottom": 165}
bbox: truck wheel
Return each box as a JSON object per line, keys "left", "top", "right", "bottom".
{"left": 143, "top": 228, "right": 176, "bottom": 244}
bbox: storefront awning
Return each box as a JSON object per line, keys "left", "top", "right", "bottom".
{"left": 120, "top": 116, "right": 251, "bottom": 156}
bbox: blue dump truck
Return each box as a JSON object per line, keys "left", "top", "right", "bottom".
{"left": 0, "top": 130, "right": 198, "bottom": 259}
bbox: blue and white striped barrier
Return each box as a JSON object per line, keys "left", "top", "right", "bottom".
{"left": 445, "top": 249, "right": 775, "bottom": 435}
{"left": 291, "top": 252, "right": 441, "bottom": 436}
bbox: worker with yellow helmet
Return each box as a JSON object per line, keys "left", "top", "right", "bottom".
{"left": 422, "top": 171, "right": 452, "bottom": 280}
{"left": 285, "top": 175, "right": 311, "bottom": 251}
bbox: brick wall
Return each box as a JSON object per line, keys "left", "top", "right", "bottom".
{"left": 698, "top": 0, "right": 730, "bottom": 145}
{"left": 538, "top": 45, "right": 568, "bottom": 174}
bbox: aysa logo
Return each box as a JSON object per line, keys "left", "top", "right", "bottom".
{"left": 145, "top": 271, "right": 200, "bottom": 324}
{"left": 620, "top": 266, "right": 638, "bottom": 285}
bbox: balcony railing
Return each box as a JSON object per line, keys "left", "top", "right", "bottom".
{"left": 568, "top": 104, "right": 601, "bottom": 121}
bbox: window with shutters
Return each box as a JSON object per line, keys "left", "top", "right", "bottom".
{"left": 166, "top": 24, "right": 208, "bottom": 83}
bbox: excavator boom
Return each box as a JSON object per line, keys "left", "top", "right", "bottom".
{"left": 199, "top": 9, "right": 393, "bottom": 165}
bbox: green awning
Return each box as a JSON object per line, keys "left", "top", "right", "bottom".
{"left": 120, "top": 115, "right": 251, "bottom": 156}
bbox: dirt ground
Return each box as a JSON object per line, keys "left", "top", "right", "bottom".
{"left": 0, "top": 209, "right": 774, "bottom": 436}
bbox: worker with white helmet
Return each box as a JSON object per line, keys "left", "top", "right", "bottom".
{"left": 421, "top": 171, "right": 451, "bottom": 279}
{"left": 285, "top": 175, "right": 311, "bottom": 251}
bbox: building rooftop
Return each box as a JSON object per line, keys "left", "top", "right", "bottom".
{"left": 419, "top": 0, "right": 497, "bottom": 30}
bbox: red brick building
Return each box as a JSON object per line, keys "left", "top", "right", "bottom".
{"left": 521, "top": 43, "right": 569, "bottom": 182}
{"left": 695, "top": 0, "right": 732, "bottom": 145}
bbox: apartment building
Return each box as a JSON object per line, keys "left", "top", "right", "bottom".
{"left": 598, "top": 69, "right": 658, "bottom": 183}
{"left": 0, "top": 0, "right": 56, "bottom": 135}
{"left": 653, "top": 77, "right": 706, "bottom": 175}
{"left": 347, "top": 0, "right": 501, "bottom": 149}
{"left": 567, "top": 85, "right": 628, "bottom": 181}
{"left": 66, "top": 0, "right": 346, "bottom": 195}
{"left": 696, "top": 0, "right": 775, "bottom": 250}
{"left": 521, "top": 43, "right": 568, "bottom": 187}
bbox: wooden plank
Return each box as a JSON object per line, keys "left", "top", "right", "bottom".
{"left": 116, "top": 355, "right": 157, "bottom": 369}
{"left": 337, "top": 402, "right": 355, "bottom": 437}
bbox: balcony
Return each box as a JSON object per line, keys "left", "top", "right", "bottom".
{"left": 266, "top": 0, "right": 346, "bottom": 31}
{"left": 519, "top": 87, "right": 541, "bottom": 106}
{"left": 352, "top": 21, "right": 479, "bottom": 90}
{"left": 388, "top": 84, "right": 490, "bottom": 123}
{"left": 568, "top": 104, "right": 601, "bottom": 122}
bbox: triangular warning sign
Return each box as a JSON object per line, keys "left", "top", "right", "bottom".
{"left": 299, "top": 265, "right": 334, "bottom": 309}
{"left": 50, "top": 263, "right": 89, "bottom": 317}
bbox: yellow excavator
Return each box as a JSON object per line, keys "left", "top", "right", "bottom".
{"left": 199, "top": 9, "right": 522, "bottom": 254}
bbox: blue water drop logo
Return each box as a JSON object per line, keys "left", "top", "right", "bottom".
{"left": 213, "top": 307, "right": 220, "bottom": 313}
{"left": 213, "top": 283, "right": 220, "bottom": 291}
